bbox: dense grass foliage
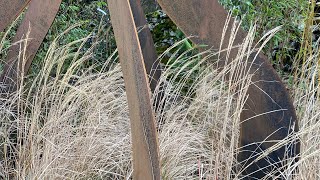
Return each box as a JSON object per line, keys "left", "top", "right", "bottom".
{"left": 1, "top": 22, "right": 319, "bottom": 179}
{"left": 1, "top": 1, "right": 320, "bottom": 179}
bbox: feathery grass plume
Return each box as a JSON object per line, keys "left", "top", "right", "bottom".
{"left": 0, "top": 23, "right": 249, "bottom": 179}
{"left": 288, "top": 2, "right": 320, "bottom": 179}
{"left": 0, "top": 21, "right": 319, "bottom": 179}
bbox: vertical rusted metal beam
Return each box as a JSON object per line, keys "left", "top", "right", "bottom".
{"left": 157, "top": 0, "right": 299, "bottom": 178}
{"left": 0, "top": 0, "right": 62, "bottom": 89}
{"left": 107, "top": 0, "right": 160, "bottom": 179}
{"left": 129, "top": 0, "right": 161, "bottom": 93}
{"left": 0, "top": 0, "right": 31, "bottom": 32}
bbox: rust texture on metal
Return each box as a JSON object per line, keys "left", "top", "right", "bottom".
{"left": 0, "top": 0, "right": 31, "bottom": 32}
{"left": 158, "top": 0, "right": 299, "bottom": 178}
{"left": 107, "top": 0, "right": 160, "bottom": 179}
{"left": 129, "top": 0, "right": 161, "bottom": 93}
{"left": 0, "top": 0, "right": 62, "bottom": 88}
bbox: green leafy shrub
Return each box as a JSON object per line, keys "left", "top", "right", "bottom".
{"left": 220, "top": 0, "right": 308, "bottom": 69}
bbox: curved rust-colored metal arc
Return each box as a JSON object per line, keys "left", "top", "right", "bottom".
{"left": 157, "top": 0, "right": 299, "bottom": 178}
{"left": 0, "top": 0, "right": 62, "bottom": 88}
{"left": 0, "top": 0, "right": 31, "bottom": 32}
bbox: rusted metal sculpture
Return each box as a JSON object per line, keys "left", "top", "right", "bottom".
{"left": 0, "top": 0, "right": 299, "bottom": 179}
{"left": 129, "top": 0, "right": 162, "bottom": 93}
{"left": 107, "top": 0, "right": 160, "bottom": 179}
{"left": 0, "top": 0, "right": 62, "bottom": 90}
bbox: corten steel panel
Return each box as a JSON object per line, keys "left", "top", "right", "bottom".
{"left": 107, "top": 0, "right": 160, "bottom": 179}
{"left": 129, "top": 0, "right": 161, "bottom": 93}
{"left": 0, "top": 0, "right": 62, "bottom": 89}
{"left": 0, "top": 0, "right": 31, "bottom": 32}
{"left": 157, "top": 0, "right": 299, "bottom": 178}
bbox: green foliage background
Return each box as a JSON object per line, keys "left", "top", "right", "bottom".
{"left": 220, "top": 0, "right": 308, "bottom": 68}
{"left": 0, "top": 0, "right": 310, "bottom": 76}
